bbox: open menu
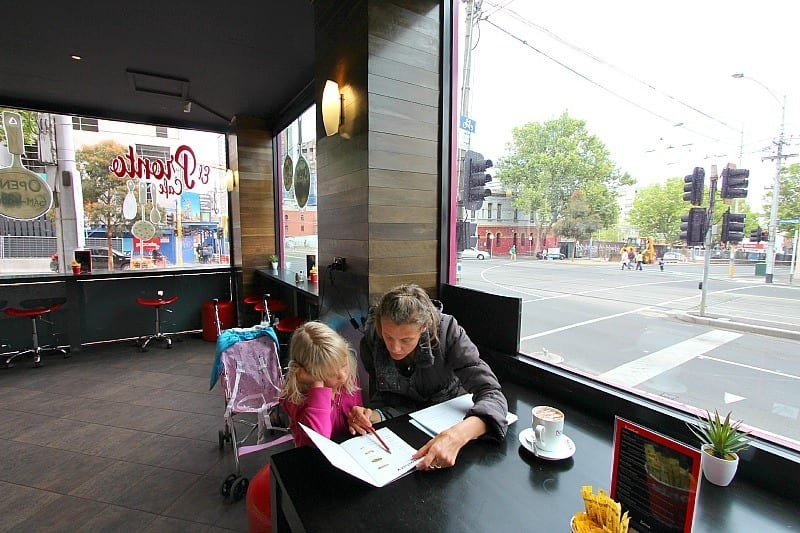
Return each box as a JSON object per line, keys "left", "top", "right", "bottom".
{"left": 610, "top": 418, "right": 701, "bottom": 533}
{"left": 300, "top": 423, "right": 421, "bottom": 487}
{"left": 409, "top": 393, "right": 518, "bottom": 436}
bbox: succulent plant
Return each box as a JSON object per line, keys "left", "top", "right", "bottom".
{"left": 268, "top": 254, "right": 279, "bottom": 263}
{"left": 687, "top": 409, "right": 751, "bottom": 460}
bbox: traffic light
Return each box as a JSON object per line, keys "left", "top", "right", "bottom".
{"left": 750, "top": 226, "right": 762, "bottom": 242}
{"left": 720, "top": 210, "right": 745, "bottom": 243}
{"left": 682, "top": 167, "right": 705, "bottom": 205}
{"left": 463, "top": 149, "right": 493, "bottom": 211}
{"left": 720, "top": 168, "right": 749, "bottom": 199}
{"left": 680, "top": 207, "right": 707, "bottom": 245}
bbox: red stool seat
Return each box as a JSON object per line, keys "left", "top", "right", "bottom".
{"left": 135, "top": 295, "right": 178, "bottom": 351}
{"left": 4, "top": 303, "right": 69, "bottom": 368}
{"left": 274, "top": 315, "right": 304, "bottom": 334}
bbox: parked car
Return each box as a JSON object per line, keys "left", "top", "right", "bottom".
{"left": 50, "top": 248, "right": 132, "bottom": 272}
{"left": 546, "top": 251, "right": 566, "bottom": 260}
{"left": 460, "top": 247, "right": 487, "bottom": 260}
{"left": 662, "top": 251, "right": 685, "bottom": 263}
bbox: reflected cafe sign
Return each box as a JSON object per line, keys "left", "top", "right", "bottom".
{"left": 109, "top": 144, "right": 213, "bottom": 199}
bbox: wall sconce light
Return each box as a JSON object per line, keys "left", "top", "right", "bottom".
{"left": 225, "top": 169, "right": 239, "bottom": 192}
{"left": 322, "top": 80, "right": 344, "bottom": 136}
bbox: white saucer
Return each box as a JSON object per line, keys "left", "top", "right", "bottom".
{"left": 518, "top": 428, "right": 576, "bottom": 460}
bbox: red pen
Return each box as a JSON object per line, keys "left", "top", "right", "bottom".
{"left": 367, "top": 426, "right": 392, "bottom": 453}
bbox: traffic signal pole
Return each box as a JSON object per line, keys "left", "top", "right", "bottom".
{"left": 699, "top": 166, "right": 718, "bottom": 317}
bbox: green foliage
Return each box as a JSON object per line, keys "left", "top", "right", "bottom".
{"left": 268, "top": 254, "right": 279, "bottom": 263}
{"left": 767, "top": 162, "right": 800, "bottom": 239}
{"left": 554, "top": 190, "right": 601, "bottom": 242}
{"left": 687, "top": 409, "right": 751, "bottom": 460}
{"left": 627, "top": 178, "right": 686, "bottom": 242}
{"left": 0, "top": 108, "right": 39, "bottom": 146}
{"left": 76, "top": 140, "right": 130, "bottom": 237}
{"left": 495, "top": 112, "right": 631, "bottom": 237}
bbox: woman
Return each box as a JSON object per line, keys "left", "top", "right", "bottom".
{"left": 350, "top": 284, "right": 508, "bottom": 471}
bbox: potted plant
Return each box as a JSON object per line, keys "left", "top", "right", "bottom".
{"left": 268, "top": 254, "right": 279, "bottom": 270}
{"left": 687, "top": 409, "right": 751, "bottom": 486}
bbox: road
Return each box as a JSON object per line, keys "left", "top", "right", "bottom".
{"left": 458, "top": 256, "right": 800, "bottom": 448}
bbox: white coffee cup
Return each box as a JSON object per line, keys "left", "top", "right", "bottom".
{"left": 532, "top": 405, "right": 565, "bottom": 451}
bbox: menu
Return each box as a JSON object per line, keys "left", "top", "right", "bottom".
{"left": 610, "top": 418, "right": 701, "bottom": 533}
{"left": 300, "top": 424, "right": 421, "bottom": 487}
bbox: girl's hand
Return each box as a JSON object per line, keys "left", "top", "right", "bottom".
{"left": 347, "top": 406, "right": 379, "bottom": 435}
{"left": 294, "top": 366, "right": 323, "bottom": 388}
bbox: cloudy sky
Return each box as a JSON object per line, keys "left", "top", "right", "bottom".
{"left": 460, "top": 0, "right": 800, "bottom": 210}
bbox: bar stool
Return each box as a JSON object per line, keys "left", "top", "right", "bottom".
{"left": 243, "top": 294, "right": 287, "bottom": 327}
{"left": 3, "top": 303, "right": 69, "bottom": 368}
{"left": 274, "top": 315, "right": 305, "bottom": 358}
{"left": 135, "top": 295, "right": 179, "bottom": 351}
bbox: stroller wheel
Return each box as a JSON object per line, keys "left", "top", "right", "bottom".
{"left": 220, "top": 473, "right": 237, "bottom": 499}
{"left": 218, "top": 430, "right": 226, "bottom": 450}
{"left": 232, "top": 476, "right": 249, "bottom": 501}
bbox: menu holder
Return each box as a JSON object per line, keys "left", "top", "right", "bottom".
{"left": 610, "top": 417, "right": 701, "bottom": 533}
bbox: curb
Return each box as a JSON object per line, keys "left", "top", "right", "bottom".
{"left": 677, "top": 312, "right": 800, "bottom": 341}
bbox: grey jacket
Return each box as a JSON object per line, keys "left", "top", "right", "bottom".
{"left": 360, "top": 309, "right": 508, "bottom": 442}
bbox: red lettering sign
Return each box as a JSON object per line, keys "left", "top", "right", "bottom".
{"left": 108, "top": 144, "right": 212, "bottom": 199}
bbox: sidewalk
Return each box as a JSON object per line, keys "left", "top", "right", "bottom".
{"left": 678, "top": 311, "right": 800, "bottom": 342}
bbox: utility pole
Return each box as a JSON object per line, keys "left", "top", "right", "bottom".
{"left": 699, "top": 165, "right": 718, "bottom": 317}
{"left": 763, "top": 95, "right": 786, "bottom": 283}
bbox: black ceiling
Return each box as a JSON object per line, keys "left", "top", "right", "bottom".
{"left": 0, "top": 1, "right": 315, "bottom": 132}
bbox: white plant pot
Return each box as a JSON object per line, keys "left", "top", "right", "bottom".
{"left": 700, "top": 444, "right": 739, "bottom": 486}
{"left": 271, "top": 262, "right": 278, "bottom": 270}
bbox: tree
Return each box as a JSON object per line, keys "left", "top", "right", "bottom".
{"left": 495, "top": 112, "right": 632, "bottom": 250}
{"left": 627, "top": 178, "right": 687, "bottom": 242}
{"left": 767, "top": 162, "right": 800, "bottom": 240}
{"left": 76, "top": 141, "right": 130, "bottom": 269}
{"left": 0, "top": 108, "right": 38, "bottom": 146}
{"left": 554, "top": 191, "right": 601, "bottom": 255}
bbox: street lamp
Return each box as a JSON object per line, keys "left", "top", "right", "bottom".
{"left": 488, "top": 233, "right": 494, "bottom": 258}
{"left": 731, "top": 73, "right": 786, "bottom": 284}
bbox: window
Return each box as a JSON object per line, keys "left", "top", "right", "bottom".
{"left": 276, "top": 105, "right": 318, "bottom": 268}
{"left": 450, "top": 4, "right": 800, "bottom": 451}
{"left": 72, "top": 117, "right": 98, "bottom": 132}
{"left": 1, "top": 109, "right": 228, "bottom": 274}
{"left": 155, "top": 126, "right": 168, "bottom": 138}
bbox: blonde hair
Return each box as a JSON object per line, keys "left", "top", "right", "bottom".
{"left": 373, "top": 284, "right": 440, "bottom": 347}
{"left": 281, "top": 321, "right": 359, "bottom": 405}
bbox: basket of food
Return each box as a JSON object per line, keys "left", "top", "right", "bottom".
{"left": 571, "top": 486, "right": 629, "bottom": 533}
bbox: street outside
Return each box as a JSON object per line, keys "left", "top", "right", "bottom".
{"left": 458, "top": 255, "right": 800, "bottom": 448}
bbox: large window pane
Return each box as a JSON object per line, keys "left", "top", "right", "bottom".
{"left": 1, "top": 109, "right": 229, "bottom": 273}
{"left": 451, "top": 2, "right": 799, "bottom": 450}
{"left": 276, "top": 106, "right": 318, "bottom": 274}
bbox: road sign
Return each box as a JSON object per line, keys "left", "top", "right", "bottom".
{"left": 459, "top": 115, "right": 476, "bottom": 134}
{"left": 778, "top": 218, "right": 800, "bottom": 224}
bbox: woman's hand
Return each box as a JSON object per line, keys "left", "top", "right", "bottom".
{"left": 413, "top": 416, "right": 487, "bottom": 470}
{"left": 347, "top": 406, "right": 380, "bottom": 435}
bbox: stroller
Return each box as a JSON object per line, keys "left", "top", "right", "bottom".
{"left": 209, "top": 300, "right": 292, "bottom": 502}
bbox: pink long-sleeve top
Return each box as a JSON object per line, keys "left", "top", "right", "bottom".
{"left": 281, "top": 386, "right": 363, "bottom": 447}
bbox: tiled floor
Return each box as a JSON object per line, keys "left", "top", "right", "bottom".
{"left": 0, "top": 334, "right": 288, "bottom": 532}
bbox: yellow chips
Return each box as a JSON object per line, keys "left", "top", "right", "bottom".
{"left": 571, "top": 486, "right": 630, "bottom": 533}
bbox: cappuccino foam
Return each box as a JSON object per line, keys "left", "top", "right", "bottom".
{"left": 533, "top": 406, "right": 563, "bottom": 422}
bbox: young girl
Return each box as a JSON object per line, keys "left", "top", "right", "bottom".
{"left": 280, "top": 321, "right": 362, "bottom": 446}
{"left": 248, "top": 322, "right": 362, "bottom": 532}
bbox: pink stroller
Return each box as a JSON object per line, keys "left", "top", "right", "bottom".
{"left": 210, "top": 316, "right": 292, "bottom": 502}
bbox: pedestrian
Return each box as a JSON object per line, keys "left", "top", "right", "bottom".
{"left": 355, "top": 284, "right": 508, "bottom": 470}
{"left": 620, "top": 247, "right": 628, "bottom": 270}
{"left": 658, "top": 257, "right": 665, "bottom": 271}
{"left": 627, "top": 250, "right": 635, "bottom": 270}
{"left": 635, "top": 251, "right": 643, "bottom": 271}
{"left": 510, "top": 244, "right": 517, "bottom": 261}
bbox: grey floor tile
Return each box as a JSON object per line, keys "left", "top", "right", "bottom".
{"left": 147, "top": 515, "right": 235, "bottom": 532}
{"left": 74, "top": 504, "right": 159, "bottom": 532}
{"left": 69, "top": 460, "right": 159, "bottom": 502}
{"left": 164, "top": 411, "right": 220, "bottom": 442}
{"left": 0, "top": 481, "right": 61, "bottom": 531}
{"left": 113, "top": 467, "right": 200, "bottom": 514}
{"left": 12, "top": 493, "right": 108, "bottom": 532}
